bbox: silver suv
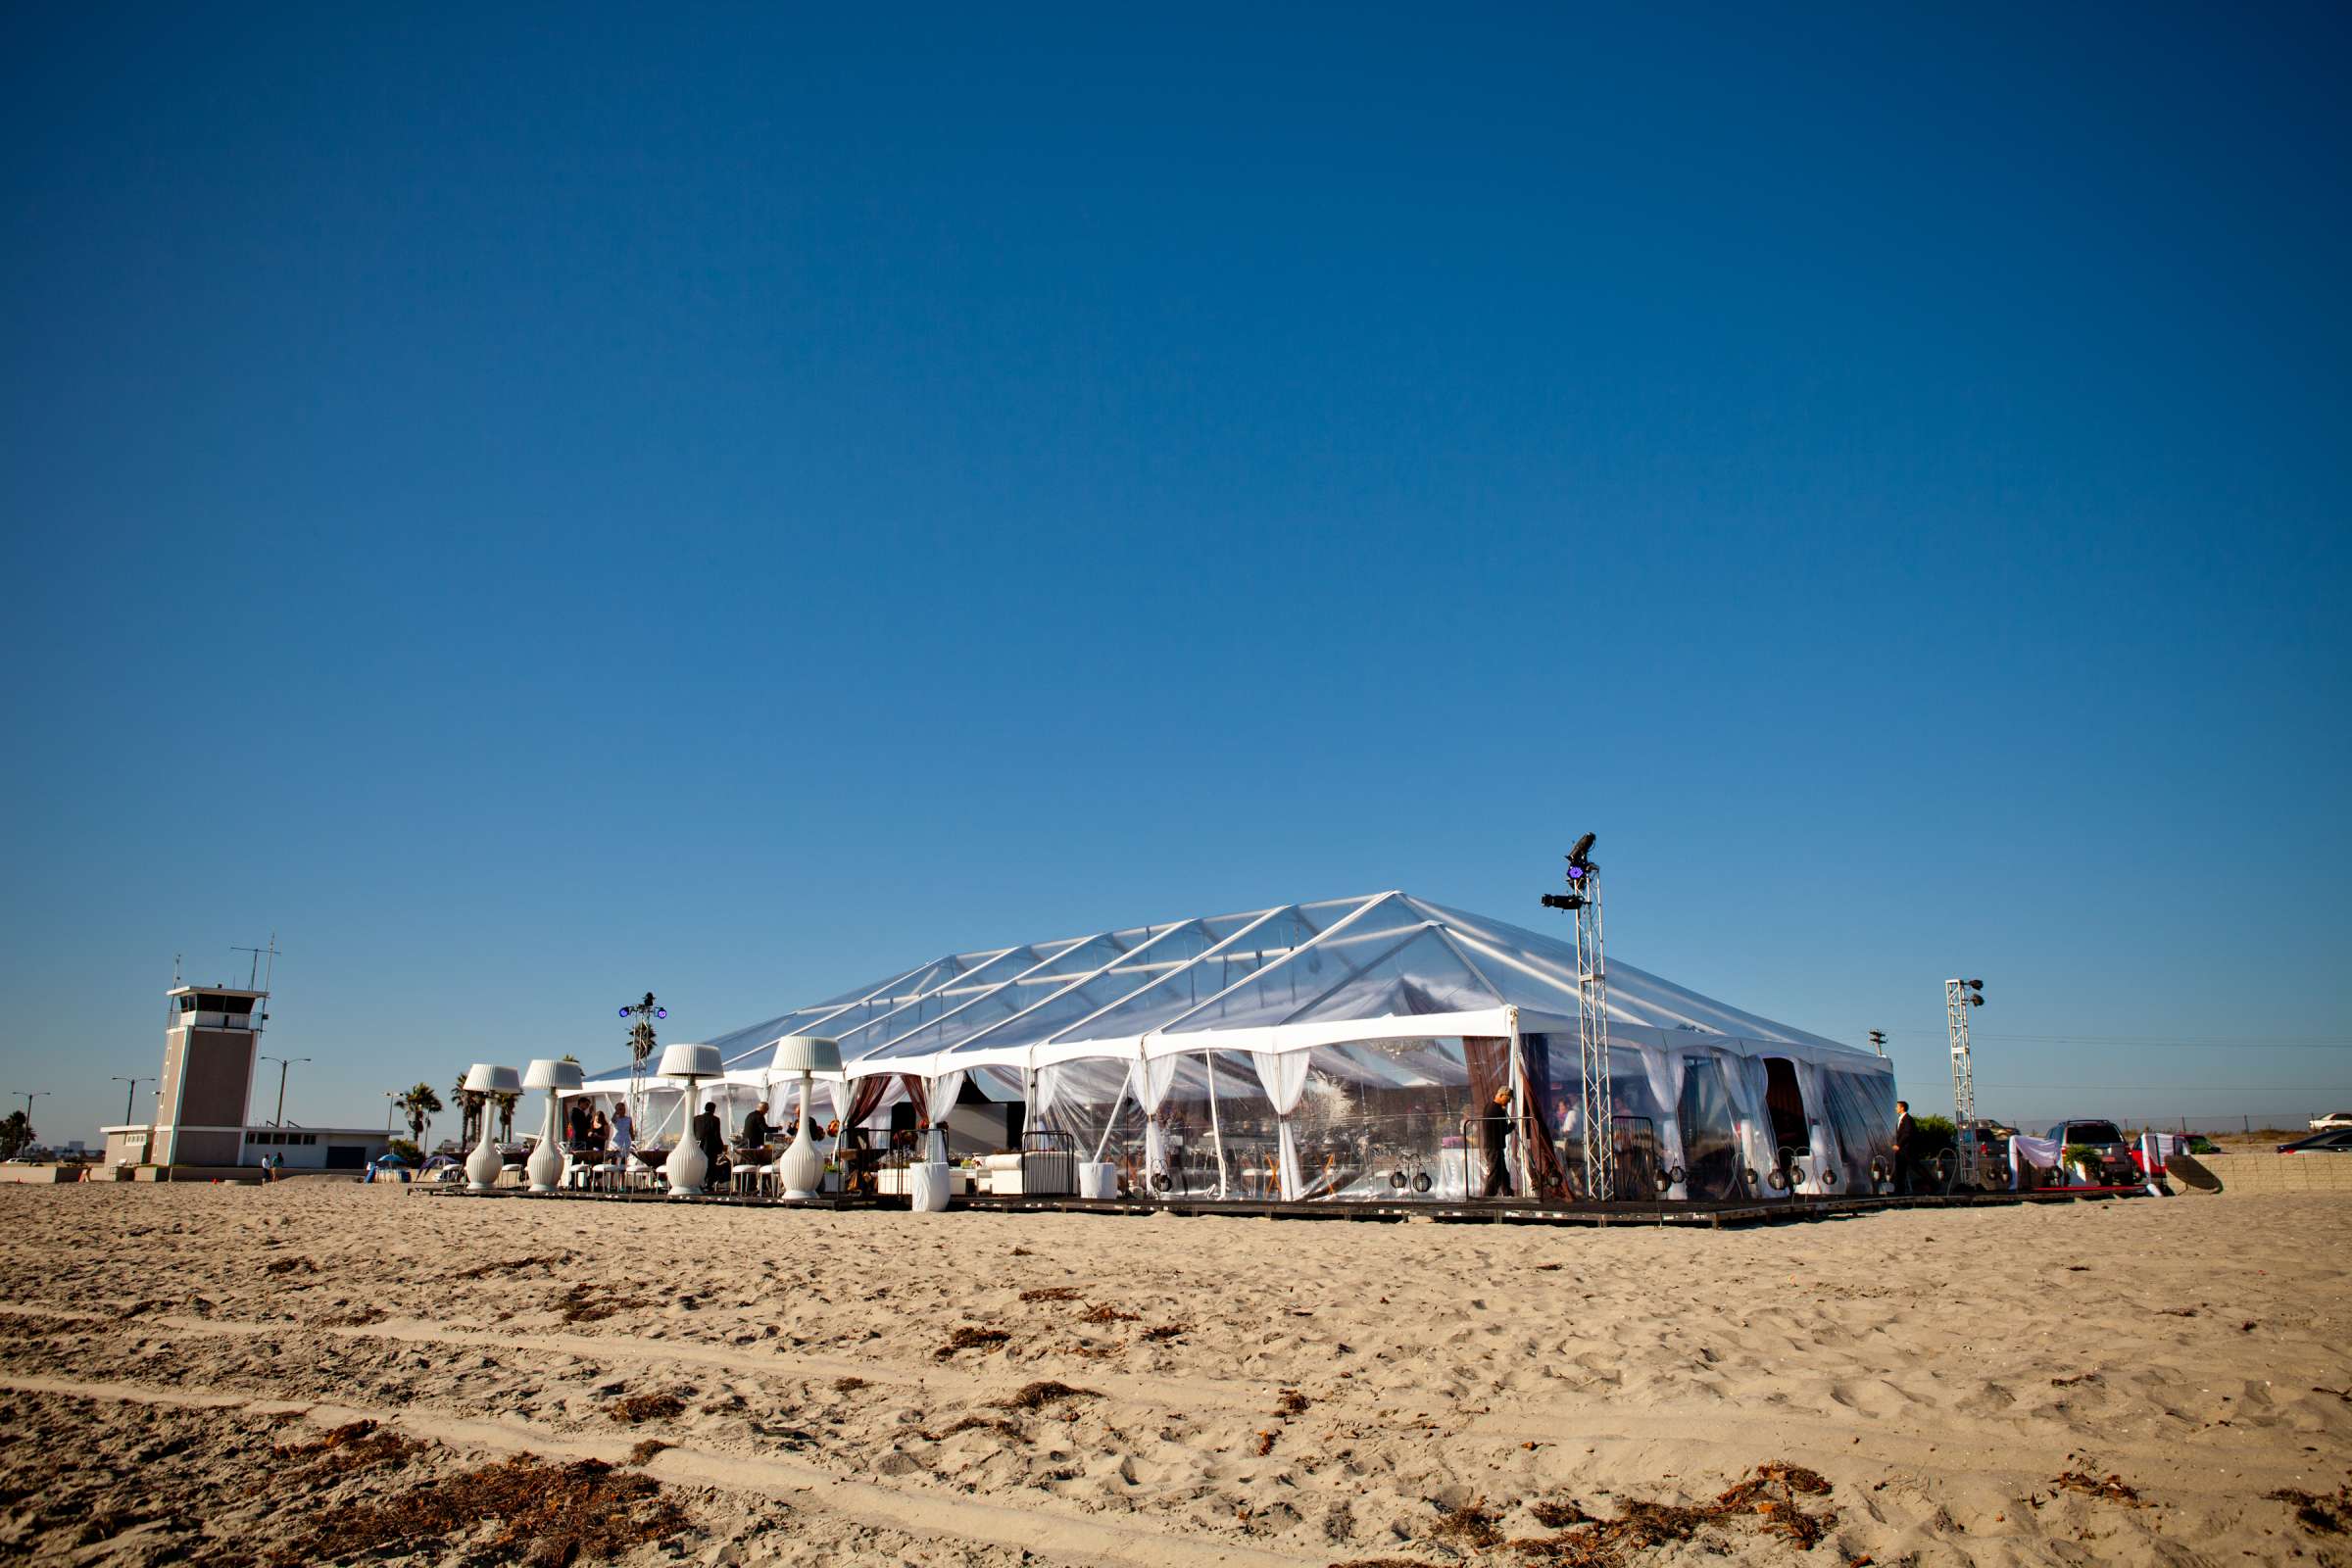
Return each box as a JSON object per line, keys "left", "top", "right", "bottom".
{"left": 2045, "top": 1118, "right": 2138, "bottom": 1187}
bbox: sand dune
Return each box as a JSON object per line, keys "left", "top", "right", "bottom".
{"left": 4, "top": 1183, "right": 2347, "bottom": 1566}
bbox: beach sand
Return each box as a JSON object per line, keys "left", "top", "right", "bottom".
{"left": 2, "top": 1183, "right": 2345, "bottom": 1567}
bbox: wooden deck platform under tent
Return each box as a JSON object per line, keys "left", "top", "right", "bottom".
{"left": 423, "top": 1184, "right": 2150, "bottom": 1229}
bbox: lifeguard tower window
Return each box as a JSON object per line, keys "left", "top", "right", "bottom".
{"left": 1762, "top": 1058, "right": 1811, "bottom": 1153}
{"left": 179, "top": 993, "right": 254, "bottom": 1015}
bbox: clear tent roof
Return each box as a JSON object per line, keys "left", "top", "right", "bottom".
{"left": 590, "top": 893, "right": 1867, "bottom": 1084}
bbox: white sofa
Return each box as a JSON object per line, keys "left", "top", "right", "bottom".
{"left": 978, "top": 1152, "right": 1026, "bottom": 1196}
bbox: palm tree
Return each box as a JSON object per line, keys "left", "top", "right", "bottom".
{"left": 493, "top": 1090, "right": 520, "bottom": 1144}
{"left": 397, "top": 1083, "right": 442, "bottom": 1150}
{"left": 451, "top": 1073, "right": 484, "bottom": 1147}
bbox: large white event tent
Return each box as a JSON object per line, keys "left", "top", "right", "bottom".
{"left": 579, "top": 892, "right": 1896, "bottom": 1204}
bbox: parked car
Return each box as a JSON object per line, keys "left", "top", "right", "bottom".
{"left": 2309, "top": 1111, "right": 2352, "bottom": 1132}
{"left": 2278, "top": 1127, "right": 2352, "bottom": 1153}
{"left": 2045, "top": 1118, "right": 2139, "bottom": 1186}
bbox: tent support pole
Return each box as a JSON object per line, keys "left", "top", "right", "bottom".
{"left": 1091, "top": 1077, "right": 1128, "bottom": 1164}
{"left": 1507, "top": 1006, "right": 1532, "bottom": 1199}
{"left": 1204, "top": 1051, "right": 1227, "bottom": 1199}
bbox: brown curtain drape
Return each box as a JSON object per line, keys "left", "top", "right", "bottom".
{"left": 1464, "top": 1036, "right": 1511, "bottom": 1194}
{"left": 1464, "top": 1036, "right": 1510, "bottom": 1120}
{"left": 1518, "top": 1033, "right": 1573, "bottom": 1200}
{"left": 840, "top": 1074, "right": 892, "bottom": 1140}
{"left": 900, "top": 1074, "right": 930, "bottom": 1128}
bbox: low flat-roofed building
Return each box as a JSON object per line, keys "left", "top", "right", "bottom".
{"left": 239, "top": 1125, "right": 394, "bottom": 1171}
{"left": 102, "top": 1121, "right": 394, "bottom": 1174}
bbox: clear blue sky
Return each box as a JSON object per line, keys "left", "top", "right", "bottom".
{"left": 5, "top": 3, "right": 2348, "bottom": 1147}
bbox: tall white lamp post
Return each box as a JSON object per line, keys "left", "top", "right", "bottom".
{"left": 770, "top": 1036, "right": 841, "bottom": 1200}
{"left": 522, "top": 1058, "right": 584, "bottom": 1193}
{"left": 463, "top": 1062, "right": 521, "bottom": 1192}
{"left": 659, "top": 1042, "right": 721, "bottom": 1197}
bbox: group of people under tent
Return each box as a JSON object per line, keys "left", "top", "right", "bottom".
{"left": 538, "top": 1093, "right": 956, "bottom": 1195}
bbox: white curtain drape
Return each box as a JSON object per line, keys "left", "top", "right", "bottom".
{"left": 1250, "top": 1050, "right": 1310, "bottom": 1200}
{"left": 2012, "top": 1132, "right": 2062, "bottom": 1183}
{"left": 766, "top": 1075, "right": 815, "bottom": 1134}
{"left": 1641, "top": 1049, "right": 1684, "bottom": 1196}
{"left": 1131, "top": 1055, "right": 1181, "bottom": 1190}
{"left": 926, "top": 1069, "right": 967, "bottom": 1162}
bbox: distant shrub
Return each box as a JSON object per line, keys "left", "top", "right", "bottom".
{"left": 386, "top": 1139, "right": 421, "bottom": 1165}
{"left": 1912, "top": 1113, "right": 1957, "bottom": 1153}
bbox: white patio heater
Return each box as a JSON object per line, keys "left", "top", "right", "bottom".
{"left": 462, "top": 1062, "right": 521, "bottom": 1192}
{"left": 769, "top": 1035, "right": 841, "bottom": 1200}
{"left": 521, "top": 1057, "right": 584, "bottom": 1193}
{"left": 659, "top": 1042, "right": 722, "bottom": 1196}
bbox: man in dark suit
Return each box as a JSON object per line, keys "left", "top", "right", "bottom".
{"left": 741, "top": 1101, "right": 771, "bottom": 1152}
{"left": 1891, "top": 1100, "right": 1916, "bottom": 1195}
{"left": 1481, "top": 1085, "right": 1515, "bottom": 1198}
{"left": 693, "top": 1101, "right": 727, "bottom": 1185}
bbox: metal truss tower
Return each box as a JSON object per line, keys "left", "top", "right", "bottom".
{"left": 1544, "top": 835, "right": 1614, "bottom": 1200}
{"left": 1944, "top": 977, "right": 1978, "bottom": 1125}
{"left": 1575, "top": 870, "right": 1614, "bottom": 1200}
{"left": 621, "top": 992, "right": 663, "bottom": 1118}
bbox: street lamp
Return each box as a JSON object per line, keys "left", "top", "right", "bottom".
{"left": 258, "top": 1055, "right": 311, "bottom": 1127}
{"left": 9, "top": 1091, "right": 48, "bottom": 1131}
{"left": 384, "top": 1090, "right": 398, "bottom": 1134}
{"left": 110, "top": 1076, "right": 155, "bottom": 1124}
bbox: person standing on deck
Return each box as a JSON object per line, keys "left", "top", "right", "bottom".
{"left": 1891, "top": 1101, "right": 1917, "bottom": 1196}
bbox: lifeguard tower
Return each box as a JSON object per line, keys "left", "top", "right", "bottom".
{"left": 152, "top": 984, "right": 269, "bottom": 1169}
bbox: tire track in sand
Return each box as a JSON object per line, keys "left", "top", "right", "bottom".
{"left": 0, "top": 1370, "right": 1316, "bottom": 1568}
{"left": 8, "top": 1301, "right": 2318, "bottom": 1500}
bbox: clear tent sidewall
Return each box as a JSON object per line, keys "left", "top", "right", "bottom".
{"left": 837, "top": 1011, "right": 1894, "bottom": 1204}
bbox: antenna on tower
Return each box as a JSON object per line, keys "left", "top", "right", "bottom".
{"left": 231, "top": 934, "right": 282, "bottom": 993}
